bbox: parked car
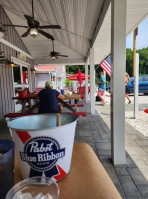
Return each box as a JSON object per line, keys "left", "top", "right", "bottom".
{"left": 106, "top": 83, "right": 111, "bottom": 93}
{"left": 128, "top": 75, "right": 148, "bottom": 95}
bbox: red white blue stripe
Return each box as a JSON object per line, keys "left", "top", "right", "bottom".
{"left": 100, "top": 56, "right": 111, "bottom": 77}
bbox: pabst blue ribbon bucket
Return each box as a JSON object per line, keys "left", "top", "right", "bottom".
{"left": 8, "top": 114, "right": 78, "bottom": 181}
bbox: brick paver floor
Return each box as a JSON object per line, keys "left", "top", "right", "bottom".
{"left": 1, "top": 100, "right": 148, "bottom": 199}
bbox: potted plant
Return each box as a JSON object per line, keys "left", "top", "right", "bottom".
{"left": 0, "top": 51, "right": 6, "bottom": 64}
{"left": 64, "top": 78, "right": 73, "bottom": 88}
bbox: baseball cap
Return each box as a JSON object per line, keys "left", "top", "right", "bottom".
{"left": 45, "top": 81, "right": 52, "bottom": 88}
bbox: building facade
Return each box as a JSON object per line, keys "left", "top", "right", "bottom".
{"left": 0, "top": 7, "right": 34, "bottom": 119}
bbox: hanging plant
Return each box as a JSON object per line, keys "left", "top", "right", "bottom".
{"left": 0, "top": 51, "right": 6, "bottom": 64}
{"left": 0, "top": 23, "right": 6, "bottom": 33}
{"left": 0, "top": 24, "right": 6, "bottom": 38}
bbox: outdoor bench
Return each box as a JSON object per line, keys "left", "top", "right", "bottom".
{"left": 65, "top": 104, "right": 84, "bottom": 107}
{"left": 14, "top": 143, "right": 122, "bottom": 199}
{"left": 62, "top": 112, "right": 87, "bottom": 116}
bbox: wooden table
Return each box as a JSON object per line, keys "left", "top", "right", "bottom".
{"left": 14, "top": 143, "right": 122, "bottom": 199}
{"left": 12, "top": 94, "right": 81, "bottom": 113}
{"left": 64, "top": 94, "right": 81, "bottom": 101}
{"left": 12, "top": 96, "right": 37, "bottom": 113}
{"left": 58, "top": 94, "right": 81, "bottom": 112}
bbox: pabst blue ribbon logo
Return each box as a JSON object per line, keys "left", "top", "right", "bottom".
{"left": 18, "top": 135, "right": 66, "bottom": 179}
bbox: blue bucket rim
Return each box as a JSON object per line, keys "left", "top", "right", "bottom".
{"left": 7, "top": 113, "right": 78, "bottom": 131}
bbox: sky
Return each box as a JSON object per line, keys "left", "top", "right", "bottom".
{"left": 126, "top": 17, "right": 148, "bottom": 50}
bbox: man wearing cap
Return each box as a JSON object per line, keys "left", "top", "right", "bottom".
{"left": 38, "top": 81, "right": 64, "bottom": 113}
{"left": 97, "top": 71, "right": 106, "bottom": 106}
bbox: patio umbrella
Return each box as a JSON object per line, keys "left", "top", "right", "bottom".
{"left": 68, "top": 71, "right": 90, "bottom": 81}
{"left": 68, "top": 76, "right": 78, "bottom": 80}
{"left": 78, "top": 69, "right": 83, "bottom": 85}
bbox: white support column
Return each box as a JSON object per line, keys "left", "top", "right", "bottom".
{"left": 89, "top": 48, "right": 95, "bottom": 114}
{"left": 111, "top": 0, "right": 126, "bottom": 164}
{"left": 134, "top": 53, "right": 139, "bottom": 119}
{"left": 85, "top": 62, "right": 89, "bottom": 102}
{"left": 103, "top": 71, "right": 106, "bottom": 101}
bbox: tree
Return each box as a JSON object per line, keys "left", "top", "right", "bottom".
{"left": 66, "top": 65, "right": 87, "bottom": 74}
{"left": 126, "top": 47, "right": 148, "bottom": 76}
{"left": 126, "top": 48, "right": 133, "bottom": 77}
{"left": 137, "top": 47, "right": 148, "bottom": 75}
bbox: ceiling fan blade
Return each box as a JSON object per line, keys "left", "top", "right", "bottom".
{"left": 38, "top": 29, "right": 54, "bottom": 39}
{"left": 39, "top": 25, "right": 61, "bottom": 29}
{"left": 54, "top": 51, "right": 60, "bottom": 55}
{"left": 21, "top": 29, "right": 30, "bottom": 37}
{"left": 24, "top": 15, "right": 40, "bottom": 27}
{"left": 57, "top": 55, "right": 68, "bottom": 57}
{"left": 3, "top": 24, "right": 28, "bottom": 28}
{"left": 50, "top": 51, "right": 56, "bottom": 56}
{"left": 24, "top": 15, "right": 34, "bottom": 22}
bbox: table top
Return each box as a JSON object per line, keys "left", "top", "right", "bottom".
{"left": 14, "top": 143, "right": 121, "bottom": 199}
{"left": 64, "top": 94, "right": 81, "bottom": 100}
{"left": 12, "top": 95, "right": 37, "bottom": 100}
{"left": 12, "top": 94, "right": 81, "bottom": 100}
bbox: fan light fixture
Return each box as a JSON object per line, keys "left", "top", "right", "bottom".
{"left": 51, "top": 56, "right": 56, "bottom": 60}
{"left": 30, "top": 28, "right": 38, "bottom": 38}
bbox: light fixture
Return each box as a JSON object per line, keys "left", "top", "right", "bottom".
{"left": 31, "top": 68, "right": 36, "bottom": 73}
{"left": 6, "top": 59, "right": 15, "bottom": 67}
{"left": 30, "top": 28, "right": 38, "bottom": 38}
{"left": 10, "top": 61, "right": 15, "bottom": 67}
{"left": 51, "top": 56, "right": 56, "bottom": 60}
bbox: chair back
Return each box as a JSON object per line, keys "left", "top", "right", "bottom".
{"left": 36, "top": 88, "right": 44, "bottom": 93}
{"left": 78, "top": 87, "right": 85, "bottom": 95}
{"left": 77, "top": 87, "right": 85, "bottom": 99}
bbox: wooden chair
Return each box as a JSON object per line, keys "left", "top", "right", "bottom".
{"left": 77, "top": 87, "right": 85, "bottom": 99}
{"left": 36, "top": 88, "right": 44, "bottom": 93}
{"left": 77, "top": 86, "right": 90, "bottom": 100}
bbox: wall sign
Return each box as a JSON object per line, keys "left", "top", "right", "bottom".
{"left": 17, "top": 52, "right": 26, "bottom": 62}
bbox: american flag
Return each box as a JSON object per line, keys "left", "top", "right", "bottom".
{"left": 100, "top": 56, "right": 111, "bottom": 77}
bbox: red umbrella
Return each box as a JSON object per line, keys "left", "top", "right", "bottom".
{"left": 68, "top": 72, "right": 90, "bottom": 81}
{"left": 78, "top": 69, "right": 83, "bottom": 85}
{"left": 68, "top": 76, "right": 78, "bottom": 80}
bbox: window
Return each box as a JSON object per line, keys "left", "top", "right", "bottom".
{"left": 143, "top": 76, "right": 148, "bottom": 81}
{"left": 11, "top": 57, "right": 30, "bottom": 112}
{"left": 139, "top": 76, "right": 143, "bottom": 82}
{"left": 13, "top": 65, "right": 29, "bottom": 97}
{"left": 13, "top": 65, "right": 21, "bottom": 85}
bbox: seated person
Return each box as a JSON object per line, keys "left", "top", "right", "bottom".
{"left": 38, "top": 81, "right": 64, "bottom": 113}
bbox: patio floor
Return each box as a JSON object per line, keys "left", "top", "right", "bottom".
{"left": 0, "top": 100, "right": 148, "bottom": 199}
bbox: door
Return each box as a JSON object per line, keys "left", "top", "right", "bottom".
{"left": 12, "top": 57, "right": 30, "bottom": 112}
{"left": 35, "top": 73, "right": 50, "bottom": 89}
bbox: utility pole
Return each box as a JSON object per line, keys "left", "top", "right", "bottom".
{"left": 133, "top": 28, "right": 138, "bottom": 77}
{"left": 133, "top": 28, "right": 139, "bottom": 119}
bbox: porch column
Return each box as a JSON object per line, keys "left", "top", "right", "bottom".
{"left": 111, "top": 0, "right": 126, "bottom": 164}
{"left": 89, "top": 48, "right": 95, "bottom": 114}
{"left": 85, "top": 62, "right": 88, "bottom": 102}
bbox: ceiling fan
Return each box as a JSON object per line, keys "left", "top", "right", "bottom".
{"left": 49, "top": 38, "right": 68, "bottom": 60}
{"left": 3, "top": 0, "right": 61, "bottom": 39}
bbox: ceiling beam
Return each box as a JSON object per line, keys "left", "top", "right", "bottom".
{"left": 0, "top": 38, "right": 33, "bottom": 59}
{"left": 34, "top": 58, "right": 85, "bottom": 65}
{"left": 85, "top": 0, "right": 111, "bottom": 62}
